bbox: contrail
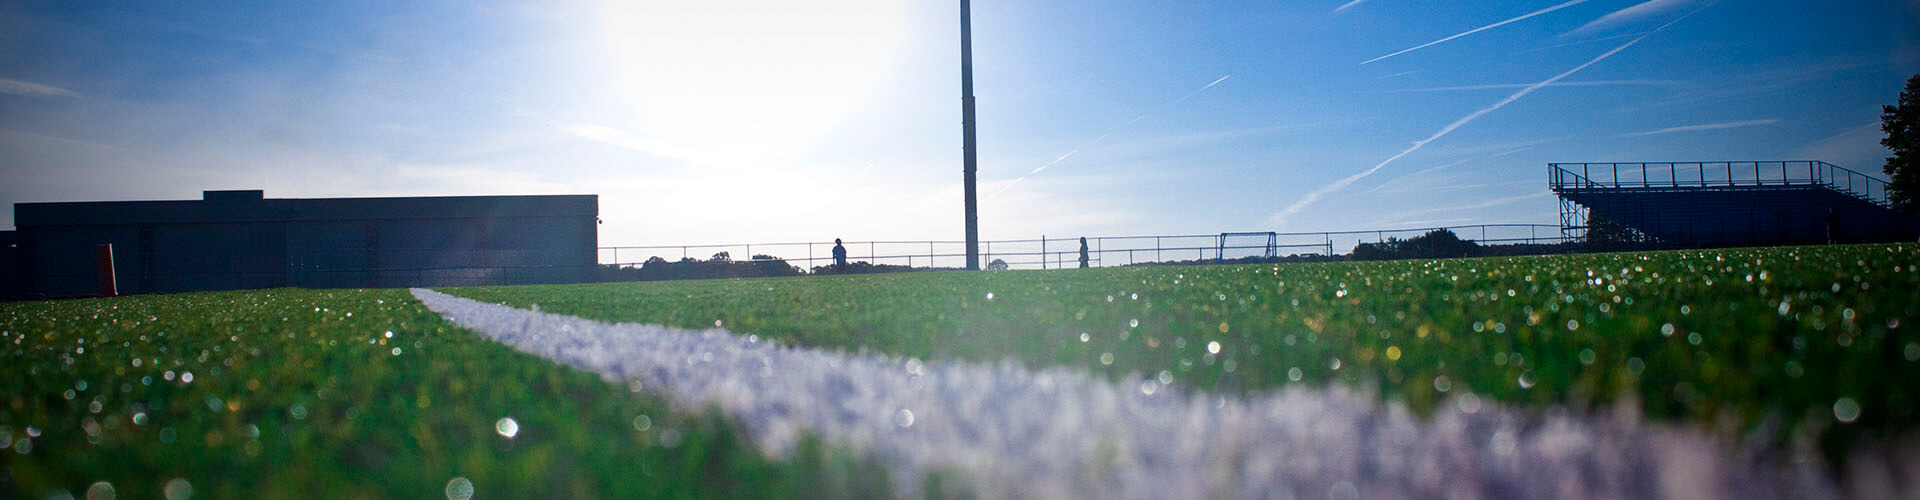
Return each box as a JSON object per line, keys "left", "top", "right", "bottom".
{"left": 1332, "top": 0, "right": 1368, "bottom": 14}
{"left": 1362, "top": 0, "right": 1590, "bottom": 65}
{"left": 1275, "top": 17, "right": 1691, "bottom": 227}
{"left": 1618, "top": 119, "right": 1778, "bottom": 138}
{"left": 990, "top": 75, "right": 1232, "bottom": 198}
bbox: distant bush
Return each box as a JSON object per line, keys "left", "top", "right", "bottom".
{"left": 810, "top": 261, "right": 964, "bottom": 275}
{"left": 597, "top": 254, "right": 804, "bottom": 282}
{"left": 1352, "top": 229, "right": 1479, "bottom": 261}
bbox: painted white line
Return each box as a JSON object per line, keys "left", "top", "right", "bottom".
{"left": 411, "top": 288, "right": 1832, "bottom": 499}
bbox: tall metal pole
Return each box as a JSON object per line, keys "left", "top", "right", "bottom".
{"left": 960, "top": 0, "right": 981, "bottom": 270}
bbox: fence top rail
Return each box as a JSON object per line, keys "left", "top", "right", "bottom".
{"left": 1549, "top": 160, "right": 1888, "bottom": 181}
{"left": 601, "top": 224, "right": 1569, "bottom": 262}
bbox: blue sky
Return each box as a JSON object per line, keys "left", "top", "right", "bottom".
{"left": 2, "top": 0, "right": 1916, "bottom": 252}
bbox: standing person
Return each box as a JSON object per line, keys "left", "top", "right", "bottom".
{"left": 1825, "top": 208, "right": 1840, "bottom": 245}
{"left": 1078, "top": 237, "right": 1090, "bottom": 268}
{"left": 832, "top": 238, "right": 849, "bottom": 272}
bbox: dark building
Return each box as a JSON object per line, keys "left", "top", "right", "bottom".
{"left": 6, "top": 190, "right": 596, "bottom": 299}
{"left": 1551, "top": 161, "right": 1918, "bottom": 247}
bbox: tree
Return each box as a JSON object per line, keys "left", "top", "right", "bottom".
{"left": 1884, "top": 74, "right": 1920, "bottom": 210}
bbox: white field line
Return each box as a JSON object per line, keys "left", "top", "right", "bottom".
{"left": 411, "top": 288, "right": 1832, "bottom": 500}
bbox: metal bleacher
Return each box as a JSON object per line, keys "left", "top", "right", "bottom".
{"left": 1550, "top": 161, "right": 1918, "bottom": 247}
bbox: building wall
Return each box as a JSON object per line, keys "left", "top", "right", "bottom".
{"left": 12, "top": 192, "right": 596, "bottom": 298}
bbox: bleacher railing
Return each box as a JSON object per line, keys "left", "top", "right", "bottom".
{"left": 1549, "top": 161, "right": 1892, "bottom": 208}
{"left": 598, "top": 224, "right": 1571, "bottom": 272}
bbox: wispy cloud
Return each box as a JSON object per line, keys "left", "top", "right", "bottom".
{"left": 1373, "top": 191, "right": 1556, "bottom": 224}
{"left": 1793, "top": 122, "right": 1885, "bottom": 167}
{"left": 0, "top": 77, "right": 79, "bottom": 99}
{"left": 557, "top": 124, "right": 699, "bottom": 162}
{"left": 1617, "top": 119, "right": 1779, "bottom": 138}
{"left": 1276, "top": 22, "right": 1684, "bottom": 227}
{"left": 1361, "top": 0, "right": 1590, "bottom": 65}
{"left": 990, "top": 75, "right": 1232, "bottom": 198}
{"left": 1374, "top": 70, "right": 1419, "bottom": 80}
{"left": 1385, "top": 79, "right": 1680, "bottom": 93}
{"left": 1564, "top": 0, "right": 1699, "bottom": 38}
{"left": 1365, "top": 158, "right": 1475, "bottom": 193}
{"left": 1332, "top": 0, "right": 1369, "bottom": 14}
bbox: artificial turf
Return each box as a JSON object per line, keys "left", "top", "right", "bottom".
{"left": 448, "top": 243, "right": 1920, "bottom": 462}
{"left": 0, "top": 288, "right": 892, "bottom": 499}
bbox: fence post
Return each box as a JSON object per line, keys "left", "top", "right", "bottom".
{"left": 870, "top": 241, "right": 876, "bottom": 264}
{"left": 96, "top": 244, "right": 118, "bottom": 298}
{"left": 1041, "top": 236, "right": 1047, "bottom": 270}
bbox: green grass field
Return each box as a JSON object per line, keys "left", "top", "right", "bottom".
{"left": 449, "top": 244, "right": 1920, "bottom": 462}
{"left": 6, "top": 244, "right": 1917, "bottom": 498}
{"left": 0, "top": 288, "right": 890, "bottom": 499}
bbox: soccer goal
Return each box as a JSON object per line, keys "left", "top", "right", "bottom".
{"left": 1216, "top": 232, "right": 1279, "bottom": 262}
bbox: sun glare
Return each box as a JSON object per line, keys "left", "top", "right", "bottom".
{"left": 595, "top": 0, "right": 908, "bottom": 166}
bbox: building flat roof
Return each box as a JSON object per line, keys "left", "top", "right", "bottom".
{"left": 15, "top": 191, "right": 597, "bottom": 227}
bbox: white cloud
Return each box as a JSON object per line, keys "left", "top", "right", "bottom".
{"left": 557, "top": 124, "right": 701, "bottom": 163}
{"left": 1564, "top": 0, "right": 1698, "bottom": 38}
{"left": 0, "top": 77, "right": 79, "bottom": 98}
{"left": 1618, "top": 119, "right": 1779, "bottom": 138}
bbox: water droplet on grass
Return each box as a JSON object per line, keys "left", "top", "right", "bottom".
{"left": 633, "top": 415, "right": 652, "bottom": 431}
{"left": 495, "top": 417, "right": 519, "bottom": 438}
{"left": 1206, "top": 341, "right": 1221, "bottom": 354}
{"left": 1079, "top": 332, "right": 1090, "bottom": 342}
{"left": 1099, "top": 353, "right": 1113, "bottom": 365}
{"left": 86, "top": 481, "right": 114, "bottom": 500}
{"left": 1518, "top": 372, "right": 1537, "bottom": 389}
{"left": 894, "top": 409, "right": 915, "bottom": 428}
{"left": 445, "top": 477, "right": 475, "bottom": 500}
{"left": 1433, "top": 375, "right": 1452, "bottom": 392}
{"left": 163, "top": 478, "right": 192, "bottom": 500}
{"left": 1288, "top": 367, "right": 1303, "bottom": 381}
{"left": 1833, "top": 398, "right": 1862, "bottom": 423}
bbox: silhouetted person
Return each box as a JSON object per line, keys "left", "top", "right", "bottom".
{"left": 1078, "top": 237, "right": 1090, "bottom": 268}
{"left": 1826, "top": 208, "right": 1840, "bottom": 244}
{"left": 832, "top": 238, "right": 848, "bottom": 272}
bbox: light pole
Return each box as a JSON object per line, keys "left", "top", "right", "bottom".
{"left": 960, "top": 0, "right": 981, "bottom": 270}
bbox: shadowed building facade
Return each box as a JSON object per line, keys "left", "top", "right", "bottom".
{"left": 6, "top": 190, "right": 596, "bottom": 299}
